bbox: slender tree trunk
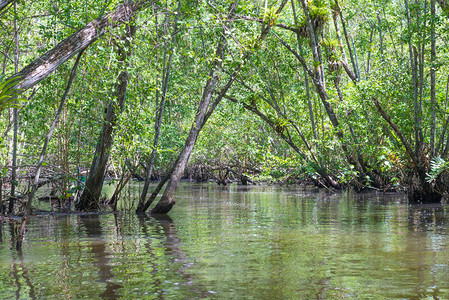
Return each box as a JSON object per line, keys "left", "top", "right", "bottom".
{"left": 377, "top": 12, "right": 384, "bottom": 61}
{"left": 335, "top": 0, "right": 359, "bottom": 80}
{"left": 138, "top": 163, "right": 175, "bottom": 213}
{"left": 304, "top": 70, "right": 317, "bottom": 140}
{"left": 76, "top": 23, "right": 136, "bottom": 211}
{"left": 405, "top": 0, "right": 421, "bottom": 159}
{"left": 16, "top": 50, "right": 84, "bottom": 250}
{"left": 151, "top": 72, "right": 220, "bottom": 214}
{"left": 437, "top": 75, "right": 449, "bottom": 155}
{"left": 108, "top": 161, "right": 138, "bottom": 210}
{"left": 138, "top": 5, "right": 162, "bottom": 213}
{"left": 9, "top": 0, "right": 18, "bottom": 214}
{"left": 383, "top": 8, "right": 399, "bottom": 61}
{"left": 417, "top": 0, "right": 427, "bottom": 151}
{"left": 365, "top": 28, "right": 374, "bottom": 78}
{"left": 331, "top": 10, "right": 357, "bottom": 83}
{"left": 291, "top": 0, "right": 318, "bottom": 140}
{"left": 351, "top": 35, "right": 360, "bottom": 80}
{"left": 283, "top": 1, "right": 378, "bottom": 187}
{"left": 137, "top": 3, "right": 179, "bottom": 213}
{"left": 430, "top": 0, "right": 436, "bottom": 156}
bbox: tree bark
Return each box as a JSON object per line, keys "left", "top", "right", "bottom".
{"left": 365, "top": 28, "right": 374, "bottom": 78}
{"left": 150, "top": 3, "right": 238, "bottom": 214}
{"left": 372, "top": 97, "right": 415, "bottom": 162}
{"left": 138, "top": 163, "right": 175, "bottom": 213}
{"left": 404, "top": 0, "right": 422, "bottom": 160}
{"left": 76, "top": 23, "right": 136, "bottom": 211}
{"left": 437, "top": 75, "right": 449, "bottom": 155}
{"left": 377, "top": 13, "right": 384, "bottom": 61}
{"left": 291, "top": 0, "right": 318, "bottom": 140}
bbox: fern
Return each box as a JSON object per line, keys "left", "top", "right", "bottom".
{"left": 426, "top": 157, "right": 449, "bottom": 183}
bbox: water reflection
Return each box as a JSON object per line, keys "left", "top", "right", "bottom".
{"left": 139, "top": 214, "right": 210, "bottom": 298}
{"left": 0, "top": 185, "right": 449, "bottom": 298}
{"left": 5, "top": 220, "right": 37, "bottom": 300}
{"left": 79, "top": 215, "right": 123, "bottom": 299}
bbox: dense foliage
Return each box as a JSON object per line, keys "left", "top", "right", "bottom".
{"left": 1, "top": 0, "right": 449, "bottom": 217}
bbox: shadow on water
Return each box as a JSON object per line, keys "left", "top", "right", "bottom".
{"left": 79, "top": 214, "right": 124, "bottom": 299}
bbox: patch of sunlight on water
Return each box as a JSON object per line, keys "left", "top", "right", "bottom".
{"left": 1, "top": 183, "right": 449, "bottom": 299}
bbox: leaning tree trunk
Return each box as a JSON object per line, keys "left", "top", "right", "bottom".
{"left": 150, "top": 3, "right": 237, "bottom": 215}
{"left": 76, "top": 24, "right": 136, "bottom": 211}
{"left": 0, "top": 0, "right": 13, "bottom": 13}
{"left": 150, "top": 1, "right": 288, "bottom": 214}
{"left": 9, "top": 0, "right": 149, "bottom": 92}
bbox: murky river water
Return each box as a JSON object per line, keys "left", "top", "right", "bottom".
{"left": 1, "top": 183, "right": 449, "bottom": 299}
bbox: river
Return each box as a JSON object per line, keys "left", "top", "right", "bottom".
{"left": 0, "top": 183, "right": 448, "bottom": 299}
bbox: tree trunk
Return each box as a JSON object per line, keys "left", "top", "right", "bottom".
{"left": 383, "top": 9, "right": 399, "bottom": 61}
{"left": 437, "top": 75, "right": 449, "bottom": 155}
{"left": 76, "top": 24, "right": 136, "bottom": 211}
{"left": 304, "top": 70, "right": 317, "bottom": 140}
{"left": 151, "top": 65, "right": 222, "bottom": 214}
{"left": 291, "top": 0, "right": 318, "bottom": 140}
{"left": 430, "top": 0, "right": 436, "bottom": 156}
{"left": 9, "top": 0, "right": 19, "bottom": 214}
{"left": 365, "top": 28, "right": 374, "bottom": 78}
{"left": 332, "top": 9, "right": 357, "bottom": 83}
{"left": 351, "top": 35, "right": 360, "bottom": 80}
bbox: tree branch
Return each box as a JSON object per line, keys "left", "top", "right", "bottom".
{"left": 372, "top": 97, "right": 415, "bottom": 161}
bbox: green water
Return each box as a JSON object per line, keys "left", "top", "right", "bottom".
{"left": 1, "top": 183, "right": 449, "bottom": 299}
